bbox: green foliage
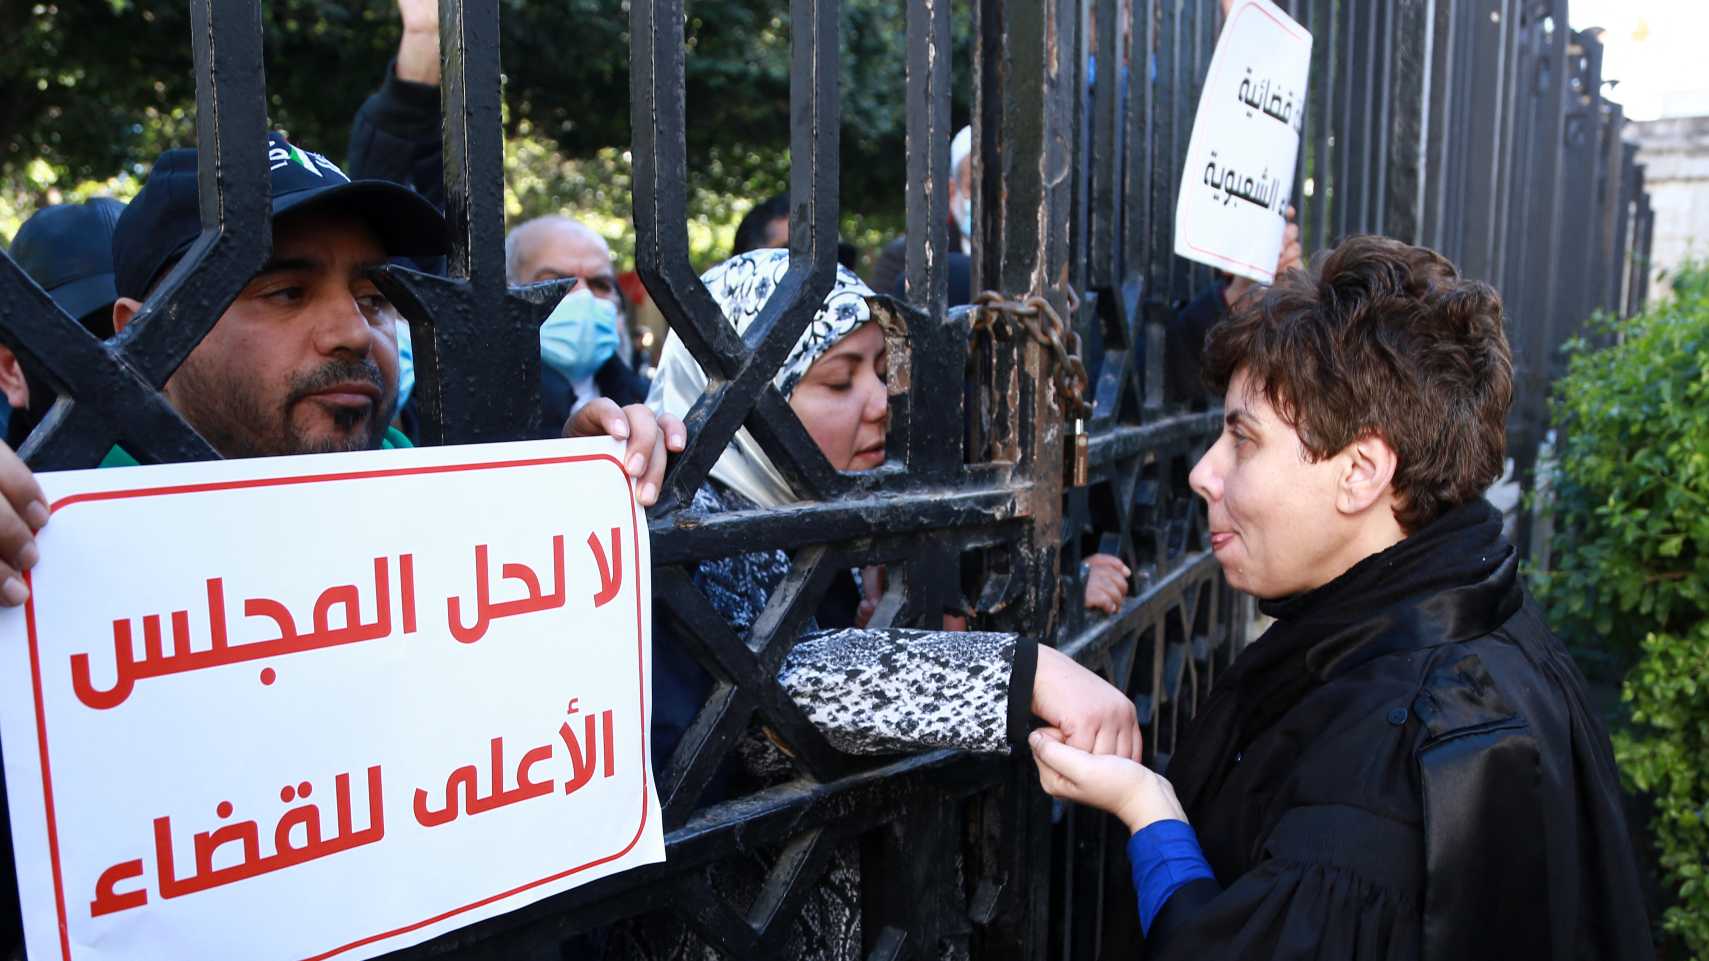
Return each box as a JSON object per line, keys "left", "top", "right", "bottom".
{"left": 1, "top": 1, "right": 973, "bottom": 261}
{"left": 1538, "top": 262, "right": 1709, "bottom": 955}
{"left": 0, "top": 161, "right": 138, "bottom": 242}
{"left": 1615, "top": 625, "right": 1709, "bottom": 954}
{"left": 1535, "top": 266, "right": 1709, "bottom": 665}
{"left": 0, "top": 2, "right": 393, "bottom": 197}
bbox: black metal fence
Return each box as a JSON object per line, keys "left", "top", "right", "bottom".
{"left": 1281, "top": 0, "right": 1656, "bottom": 551}
{"left": 0, "top": 0, "right": 1653, "bottom": 959}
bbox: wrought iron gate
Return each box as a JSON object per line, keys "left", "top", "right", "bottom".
{"left": 0, "top": 0, "right": 1653, "bottom": 959}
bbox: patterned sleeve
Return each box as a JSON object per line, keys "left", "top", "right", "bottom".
{"left": 777, "top": 627, "right": 1032, "bottom": 755}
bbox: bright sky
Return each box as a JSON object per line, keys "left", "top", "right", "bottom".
{"left": 1570, "top": 0, "right": 1709, "bottom": 121}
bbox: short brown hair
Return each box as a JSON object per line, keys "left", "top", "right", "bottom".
{"left": 1202, "top": 234, "right": 1513, "bottom": 532}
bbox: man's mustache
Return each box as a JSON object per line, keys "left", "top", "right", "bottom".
{"left": 286, "top": 359, "right": 389, "bottom": 406}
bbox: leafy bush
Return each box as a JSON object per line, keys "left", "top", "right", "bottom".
{"left": 1537, "top": 263, "right": 1709, "bottom": 954}
{"left": 1618, "top": 624, "right": 1709, "bottom": 952}
{"left": 1537, "top": 269, "right": 1709, "bottom": 663}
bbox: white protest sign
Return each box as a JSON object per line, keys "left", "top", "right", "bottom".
{"left": 1174, "top": 0, "right": 1313, "bottom": 283}
{"left": 0, "top": 437, "right": 662, "bottom": 961}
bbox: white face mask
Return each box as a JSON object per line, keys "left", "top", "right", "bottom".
{"left": 953, "top": 194, "right": 974, "bottom": 243}
{"left": 395, "top": 318, "right": 415, "bottom": 410}
{"left": 540, "top": 287, "right": 620, "bottom": 382}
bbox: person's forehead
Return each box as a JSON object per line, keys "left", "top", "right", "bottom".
{"left": 530, "top": 227, "right": 614, "bottom": 273}
{"left": 1226, "top": 368, "right": 1276, "bottom": 424}
{"left": 269, "top": 207, "right": 387, "bottom": 263}
{"left": 820, "top": 321, "right": 883, "bottom": 357}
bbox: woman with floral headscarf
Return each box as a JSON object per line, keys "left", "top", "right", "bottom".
{"left": 608, "top": 249, "right": 1139, "bottom": 961}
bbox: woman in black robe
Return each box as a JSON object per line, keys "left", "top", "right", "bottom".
{"left": 1030, "top": 234, "right": 1653, "bottom": 959}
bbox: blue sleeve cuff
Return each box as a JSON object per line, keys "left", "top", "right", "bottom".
{"left": 1128, "top": 819, "right": 1216, "bottom": 935}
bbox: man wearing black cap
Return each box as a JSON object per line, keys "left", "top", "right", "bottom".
{"left": 10, "top": 198, "right": 124, "bottom": 339}
{"left": 101, "top": 131, "right": 682, "bottom": 470}
{"left": 3, "top": 199, "right": 127, "bottom": 446}
{"left": 0, "top": 131, "right": 683, "bottom": 614}
{"left": 106, "top": 132, "right": 451, "bottom": 462}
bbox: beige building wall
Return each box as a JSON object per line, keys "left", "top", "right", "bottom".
{"left": 1631, "top": 115, "right": 1709, "bottom": 300}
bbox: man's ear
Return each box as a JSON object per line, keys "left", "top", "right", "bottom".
{"left": 1337, "top": 433, "right": 1399, "bottom": 517}
{"left": 111, "top": 297, "right": 143, "bottom": 335}
{"left": 0, "top": 348, "right": 28, "bottom": 410}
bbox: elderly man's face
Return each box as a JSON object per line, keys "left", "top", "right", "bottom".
{"left": 514, "top": 226, "right": 620, "bottom": 305}
{"left": 157, "top": 209, "right": 401, "bottom": 458}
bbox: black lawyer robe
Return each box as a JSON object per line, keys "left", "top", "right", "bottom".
{"left": 1146, "top": 499, "right": 1652, "bottom": 960}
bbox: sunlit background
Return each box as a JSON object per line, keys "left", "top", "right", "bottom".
{"left": 1580, "top": 1, "right": 1709, "bottom": 293}
{"left": 1571, "top": 0, "right": 1708, "bottom": 121}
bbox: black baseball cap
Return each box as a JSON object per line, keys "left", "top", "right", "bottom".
{"left": 113, "top": 131, "right": 447, "bottom": 300}
{"left": 10, "top": 198, "right": 126, "bottom": 336}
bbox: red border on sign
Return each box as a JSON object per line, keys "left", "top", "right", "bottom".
{"left": 22, "top": 452, "right": 650, "bottom": 961}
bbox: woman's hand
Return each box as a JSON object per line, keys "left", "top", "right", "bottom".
{"left": 1030, "top": 728, "right": 1186, "bottom": 833}
{"left": 1031, "top": 645, "right": 1142, "bottom": 761}
{"left": 1083, "top": 553, "right": 1131, "bottom": 615}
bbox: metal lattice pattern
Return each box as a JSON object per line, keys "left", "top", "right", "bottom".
{"left": 0, "top": 1, "right": 1652, "bottom": 959}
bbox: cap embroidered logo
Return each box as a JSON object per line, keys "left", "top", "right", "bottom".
{"left": 266, "top": 140, "right": 347, "bottom": 183}
{"left": 288, "top": 144, "right": 323, "bottom": 177}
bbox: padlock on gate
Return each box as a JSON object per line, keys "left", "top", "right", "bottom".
{"left": 1067, "top": 417, "right": 1089, "bottom": 488}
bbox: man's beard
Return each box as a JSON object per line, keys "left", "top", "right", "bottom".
{"left": 168, "top": 355, "right": 397, "bottom": 459}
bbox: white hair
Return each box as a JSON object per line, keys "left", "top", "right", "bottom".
{"left": 503, "top": 215, "right": 610, "bottom": 284}
{"left": 950, "top": 125, "right": 973, "bottom": 175}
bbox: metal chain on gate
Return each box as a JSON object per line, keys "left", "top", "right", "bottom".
{"left": 970, "top": 287, "right": 1093, "bottom": 485}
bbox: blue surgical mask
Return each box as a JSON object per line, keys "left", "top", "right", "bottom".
{"left": 395, "top": 318, "right": 416, "bottom": 410}
{"left": 541, "top": 288, "right": 620, "bottom": 382}
{"left": 953, "top": 194, "right": 974, "bottom": 243}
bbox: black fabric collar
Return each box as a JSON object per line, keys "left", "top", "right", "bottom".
{"left": 1169, "top": 498, "right": 1523, "bottom": 814}
{"left": 1258, "top": 497, "right": 1522, "bottom": 679}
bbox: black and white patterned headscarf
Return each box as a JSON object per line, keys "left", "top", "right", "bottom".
{"left": 647, "top": 248, "right": 876, "bottom": 507}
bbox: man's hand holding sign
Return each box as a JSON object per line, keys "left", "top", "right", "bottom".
{"left": 0, "top": 436, "right": 665, "bottom": 961}
{"left": 0, "top": 444, "right": 48, "bottom": 607}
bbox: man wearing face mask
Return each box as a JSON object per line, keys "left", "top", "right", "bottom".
{"left": 537, "top": 286, "right": 631, "bottom": 428}
{"left": 504, "top": 216, "right": 650, "bottom": 432}
{"left": 348, "top": 3, "right": 648, "bottom": 433}
{"left": 361, "top": 224, "right": 647, "bottom": 447}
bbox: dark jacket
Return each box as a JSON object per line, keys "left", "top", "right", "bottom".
{"left": 871, "top": 222, "right": 972, "bottom": 307}
{"left": 1147, "top": 499, "right": 1652, "bottom": 960}
{"left": 347, "top": 61, "right": 444, "bottom": 211}
{"left": 1162, "top": 280, "right": 1229, "bottom": 407}
{"left": 347, "top": 60, "right": 448, "bottom": 280}
{"left": 541, "top": 354, "right": 651, "bottom": 435}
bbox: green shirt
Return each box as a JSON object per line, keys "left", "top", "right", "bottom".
{"left": 98, "top": 427, "right": 414, "bottom": 468}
